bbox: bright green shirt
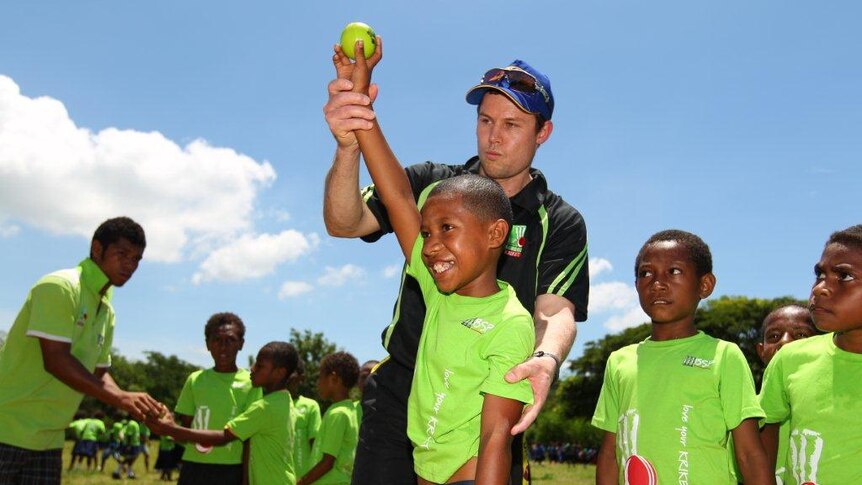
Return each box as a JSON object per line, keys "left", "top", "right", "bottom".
{"left": 760, "top": 333, "right": 862, "bottom": 484}
{"left": 159, "top": 435, "right": 176, "bottom": 451}
{"left": 82, "top": 418, "right": 106, "bottom": 441}
{"left": 592, "top": 331, "right": 763, "bottom": 484}
{"left": 405, "top": 238, "right": 535, "bottom": 483}
{"left": 123, "top": 420, "right": 141, "bottom": 446}
{"left": 293, "top": 394, "right": 321, "bottom": 476}
{"left": 0, "top": 259, "right": 115, "bottom": 450}
{"left": 309, "top": 399, "right": 358, "bottom": 485}
{"left": 227, "top": 390, "right": 295, "bottom": 485}
{"left": 110, "top": 421, "right": 125, "bottom": 442}
{"left": 175, "top": 367, "right": 262, "bottom": 465}
{"left": 69, "top": 419, "right": 87, "bottom": 440}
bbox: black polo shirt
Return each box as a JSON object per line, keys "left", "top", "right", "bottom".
{"left": 362, "top": 156, "right": 589, "bottom": 376}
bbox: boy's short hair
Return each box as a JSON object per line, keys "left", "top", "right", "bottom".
{"left": 760, "top": 304, "right": 815, "bottom": 337}
{"left": 320, "top": 351, "right": 360, "bottom": 389}
{"left": 91, "top": 217, "right": 146, "bottom": 255}
{"left": 204, "top": 312, "right": 246, "bottom": 340}
{"left": 259, "top": 341, "right": 299, "bottom": 377}
{"left": 826, "top": 224, "right": 862, "bottom": 252}
{"left": 634, "top": 229, "right": 713, "bottom": 277}
{"left": 428, "top": 174, "right": 513, "bottom": 227}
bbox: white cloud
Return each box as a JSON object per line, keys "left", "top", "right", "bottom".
{"left": 278, "top": 281, "right": 314, "bottom": 299}
{"left": 589, "top": 281, "right": 639, "bottom": 313}
{"left": 0, "top": 224, "right": 19, "bottom": 238}
{"left": 192, "top": 230, "right": 318, "bottom": 284}
{"left": 589, "top": 257, "right": 614, "bottom": 278}
{"left": 383, "top": 264, "right": 403, "bottom": 279}
{"left": 318, "top": 264, "right": 365, "bottom": 287}
{"left": 603, "top": 307, "right": 650, "bottom": 332}
{"left": 0, "top": 75, "right": 276, "bottom": 262}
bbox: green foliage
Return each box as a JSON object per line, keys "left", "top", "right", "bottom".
{"left": 289, "top": 328, "right": 340, "bottom": 402}
{"left": 537, "top": 295, "right": 806, "bottom": 442}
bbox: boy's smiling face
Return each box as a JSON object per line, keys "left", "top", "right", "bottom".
{"left": 810, "top": 243, "right": 862, "bottom": 334}
{"left": 636, "top": 241, "right": 715, "bottom": 330}
{"left": 419, "top": 193, "right": 506, "bottom": 297}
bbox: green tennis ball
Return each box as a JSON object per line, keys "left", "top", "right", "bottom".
{"left": 340, "top": 22, "right": 376, "bottom": 60}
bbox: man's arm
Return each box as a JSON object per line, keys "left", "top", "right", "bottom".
{"left": 505, "top": 294, "right": 576, "bottom": 434}
{"left": 40, "top": 338, "right": 163, "bottom": 420}
{"left": 322, "top": 39, "right": 384, "bottom": 239}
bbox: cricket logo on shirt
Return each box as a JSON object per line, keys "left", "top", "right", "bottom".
{"left": 787, "top": 428, "right": 823, "bottom": 485}
{"left": 625, "top": 455, "right": 658, "bottom": 485}
{"left": 193, "top": 406, "right": 211, "bottom": 430}
{"left": 504, "top": 225, "right": 527, "bottom": 258}
{"left": 461, "top": 318, "right": 495, "bottom": 334}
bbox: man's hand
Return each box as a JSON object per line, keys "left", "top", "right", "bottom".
{"left": 323, "top": 37, "right": 383, "bottom": 149}
{"left": 504, "top": 355, "right": 557, "bottom": 435}
{"left": 117, "top": 391, "right": 164, "bottom": 422}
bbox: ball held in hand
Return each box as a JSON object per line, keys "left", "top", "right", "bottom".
{"left": 340, "top": 22, "right": 376, "bottom": 60}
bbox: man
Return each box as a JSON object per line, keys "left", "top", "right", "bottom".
{"left": 323, "top": 44, "right": 589, "bottom": 485}
{"left": 0, "top": 216, "right": 164, "bottom": 484}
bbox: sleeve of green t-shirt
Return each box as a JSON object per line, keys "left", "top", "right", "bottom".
{"left": 241, "top": 385, "right": 264, "bottom": 412}
{"left": 718, "top": 343, "right": 764, "bottom": 430}
{"left": 591, "top": 352, "right": 621, "bottom": 433}
{"left": 26, "top": 278, "right": 78, "bottom": 342}
{"left": 97, "top": 312, "right": 114, "bottom": 368}
{"left": 758, "top": 352, "right": 790, "bottom": 425}
{"left": 478, "top": 314, "right": 534, "bottom": 404}
{"left": 406, "top": 237, "right": 435, "bottom": 305}
{"left": 307, "top": 402, "right": 322, "bottom": 441}
{"left": 175, "top": 373, "right": 196, "bottom": 416}
{"left": 227, "top": 398, "right": 269, "bottom": 441}
{"left": 317, "top": 407, "right": 350, "bottom": 458}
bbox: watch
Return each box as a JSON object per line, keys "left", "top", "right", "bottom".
{"left": 531, "top": 350, "right": 561, "bottom": 381}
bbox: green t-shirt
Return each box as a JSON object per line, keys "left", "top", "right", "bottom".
{"left": 759, "top": 333, "right": 862, "bottom": 484}
{"left": 82, "top": 418, "right": 106, "bottom": 442}
{"left": 293, "top": 394, "right": 322, "bottom": 476}
{"left": 309, "top": 399, "right": 358, "bottom": 485}
{"left": 0, "top": 259, "right": 115, "bottom": 450}
{"left": 227, "top": 390, "right": 295, "bottom": 485}
{"left": 69, "top": 419, "right": 87, "bottom": 440}
{"left": 159, "top": 435, "right": 176, "bottom": 451}
{"left": 110, "top": 421, "right": 125, "bottom": 442}
{"left": 124, "top": 420, "right": 141, "bottom": 446}
{"left": 175, "top": 367, "right": 262, "bottom": 464}
{"left": 405, "top": 238, "right": 535, "bottom": 483}
{"left": 591, "top": 331, "right": 763, "bottom": 484}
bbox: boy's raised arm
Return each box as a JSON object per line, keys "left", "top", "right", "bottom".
{"left": 342, "top": 41, "right": 419, "bottom": 261}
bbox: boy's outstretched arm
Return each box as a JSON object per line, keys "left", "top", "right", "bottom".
{"left": 147, "top": 414, "right": 236, "bottom": 448}
{"left": 595, "top": 432, "right": 618, "bottom": 485}
{"left": 732, "top": 418, "right": 776, "bottom": 485}
{"left": 298, "top": 454, "right": 336, "bottom": 485}
{"left": 341, "top": 41, "right": 419, "bottom": 260}
{"left": 475, "top": 395, "right": 523, "bottom": 485}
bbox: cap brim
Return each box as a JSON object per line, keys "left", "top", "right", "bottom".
{"left": 465, "top": 85, "right": 542, "bottom": 118}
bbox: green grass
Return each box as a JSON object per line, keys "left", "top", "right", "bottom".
{"left": 62, "top": 441, "right": 596, "bottom": 484}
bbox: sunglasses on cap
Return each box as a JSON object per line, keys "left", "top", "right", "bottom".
{"left": 481, "top": 67, "right": 550, "bottom": 104}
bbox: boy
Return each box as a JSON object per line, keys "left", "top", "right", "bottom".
{"left": 592, "top": 230, "right": 772, "bottom": 484}
{"left": 150, "top": 341, "right": 299, "bottom": 485}
{"left": 290, "top": 359, "right": 322, "bottom": 477}
{"left": 174, "top": 312, "right": 262, "bottom": 485}
{"left": 112, "top": 418, "right": 142, "bottom": 479}
{"left": 79, "top": 411, "right": 106, "bottom": 471}
{"left": 755, "top": 305, "right": 818, "bottom": 483}
{"left": 0, "top": 217, "right": 163, "bottom": 483}
{"left": 760, "top": 225, "right": 862, "bottom": 483}
{"left": 346, "top": 52, "right": 535, "bottom": 484}
{"left": 298, "top": 352, "right": 360, "bottom": 485}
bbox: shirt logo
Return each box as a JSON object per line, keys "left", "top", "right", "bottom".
{"left": 461, "top": 318, "right": 495, "bottom": 334}
{"left": 681, "top": 355, "right": 714, "bottom": 369}
{"left": 504, "top": 225, "right": 527, "bottom": 258}
{"left": 76, "top": 308, "right": 88, "bottom": 327}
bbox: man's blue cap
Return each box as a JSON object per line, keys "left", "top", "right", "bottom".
{"left": 465, "top": 59, "right": 554, "bottom": 121}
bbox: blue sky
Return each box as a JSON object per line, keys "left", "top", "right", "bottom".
{"left": 1, "top": 1, "right": 859, "bottom": 368}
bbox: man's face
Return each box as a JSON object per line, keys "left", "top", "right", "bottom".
{"left": 475, "top": 93, "right": 551, "bottom": 189}
{"left": 91, "top": 237, "right": 144, "bottom": 287}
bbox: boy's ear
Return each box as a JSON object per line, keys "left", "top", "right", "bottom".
{"left": 698, "top": 273, "right": 716, "bottom": 299}
{"left": 488, "top": 219, "right": 509, "bottom": 249}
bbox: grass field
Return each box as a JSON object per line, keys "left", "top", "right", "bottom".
{"left": 61, "top": 441, "right": 596, "bottom": 484}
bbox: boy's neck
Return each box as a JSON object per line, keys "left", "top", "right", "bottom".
{"left": 213, "top": 363, "right": 239, "bottom": 373}
{"left": 261, "top": 383, "right": 289, "bottom": 396}
{"left": 650, "top": 320, "right": 698, "bottom": 341}
{"left": 834, "top": 330, "right": 862, "bottom": 353}
{"left": 454, "top": 270, "right": 501, "bottom": 298}
{"left": 329, "top": 387, "right": 350, "bottom": 402}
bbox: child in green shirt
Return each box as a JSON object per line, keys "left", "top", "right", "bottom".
{"left": 592, "top": 230, "right": 772, "bottom": 484}
{"left": 289, "top": 359, "right": 322, "bottom": 477}
{"left": 344, "top": 50, "right": 534, "bottom": 484}
{"left": 149, "top": 342, "right": 299, "bottom": 485}
{"left": 298, "top": 352, "right": 359, "bottom": 485}
{"left": 760, "top": 225, "right": 862, "bottom": 483}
